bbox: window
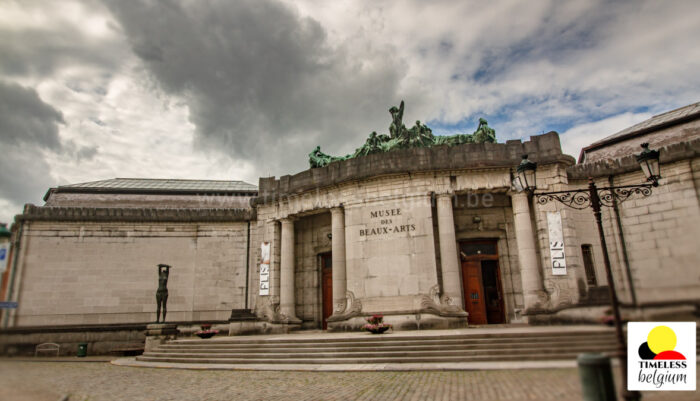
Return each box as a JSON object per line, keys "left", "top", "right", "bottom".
{"left": 581, "top": 244, "right": 597, "bottom": 286}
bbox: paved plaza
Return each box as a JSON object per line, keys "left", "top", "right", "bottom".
{"left": 0, "top": 360, "right": 698, "bottom": 401}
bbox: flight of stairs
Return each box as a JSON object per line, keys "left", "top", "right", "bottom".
{"left": 136, "top": 328, "right": 621, "bottom": 365}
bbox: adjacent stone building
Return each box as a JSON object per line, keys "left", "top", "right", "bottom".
{"left": 1, "top": 102, "right": 698, "bottom": 347}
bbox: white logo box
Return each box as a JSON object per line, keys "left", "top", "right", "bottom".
{"left": 627, "top": 321, "right": 696, "bottom": 391}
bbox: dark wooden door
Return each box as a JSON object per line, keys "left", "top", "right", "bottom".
{"left": 462, "top": 259, "right": 487, "bottom": 324}
{"left": 481, "top": 260, "right": 505, "bottom": 324}
{"left": 460, "top": 239, "right": 505, "bottom": 325}
{"left": 321, "top": 253, "right": 332, "bottom": 330}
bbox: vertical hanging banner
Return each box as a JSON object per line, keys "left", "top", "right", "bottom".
{"left": 0, "top": 243, "right": 9, "bottom": 274}
{"left": 546, "top": 211, "right": 567, "bottom": 275}
{"left": 259, "top": 242, "right": 270, "bottom": 295}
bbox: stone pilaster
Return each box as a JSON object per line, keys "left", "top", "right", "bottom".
{"left": 436, "top": 193, "right": 464, "bottom": 309}
{"left": 330, "top": 207, "right": 347, "bottom": 315}
{"left": 510, "top": 192, "right": 545, "bottom": 311}
{"left": 279, "top": 218, "right": 300, "bottom": 322}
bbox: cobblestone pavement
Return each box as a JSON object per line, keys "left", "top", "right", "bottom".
{"left": 0, "top": 361, "right": 697, "bottom": 401}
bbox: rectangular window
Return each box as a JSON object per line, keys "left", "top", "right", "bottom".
{"left": 581, "top": 244, "right": 597, "bottom": 286}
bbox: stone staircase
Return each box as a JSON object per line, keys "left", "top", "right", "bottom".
{"left": 136, "top": 327, "right": 621, "bottom": 365}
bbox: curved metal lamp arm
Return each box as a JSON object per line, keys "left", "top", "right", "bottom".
{"left": 535, "top": 188, "right": 592, "bottom": 210}
{"left": 534, "top": 182, "right": 655, "bottom": 209}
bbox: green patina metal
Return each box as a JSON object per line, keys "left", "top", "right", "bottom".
{"left": 309, "top": 101, "right": 496, "bottom": 168}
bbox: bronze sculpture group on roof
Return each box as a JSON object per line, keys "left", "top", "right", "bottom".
{"left": 309, "top": 101, "right": 497, "bottom": 168}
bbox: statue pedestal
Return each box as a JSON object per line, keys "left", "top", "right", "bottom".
{"left": 144, "top": 323, "right": 179, "bottom": 352}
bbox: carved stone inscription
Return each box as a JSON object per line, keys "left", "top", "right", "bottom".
{"left": 359, "top": 208, "right": 416, "bottom": 237}
{"left": 345, "top": 196, "right": 438, "bottom": 300}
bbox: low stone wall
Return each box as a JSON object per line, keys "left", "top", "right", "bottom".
{"left": 0, "top": 324, "right": 147, "bottom": 356}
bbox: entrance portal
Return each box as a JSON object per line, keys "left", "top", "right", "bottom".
{"left": 320, "top": 252, "right": 332, "bottom": 329}
{"left": 460, "top": 240, "right": 505, "bottom": 325}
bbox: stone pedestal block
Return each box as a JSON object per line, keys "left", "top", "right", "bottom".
{"left": 144, "top": 323, "right": 179, "bottom": 352}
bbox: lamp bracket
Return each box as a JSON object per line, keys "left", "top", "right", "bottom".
{"left": 535, "top": 183, "right": 654, "bottom": 210}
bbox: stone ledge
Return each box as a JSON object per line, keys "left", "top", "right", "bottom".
{"left": 15, "top": 204, "right": 255, "bottom": 224}
{"left": 256, "top": 132, "right": 574, "bottom": 203}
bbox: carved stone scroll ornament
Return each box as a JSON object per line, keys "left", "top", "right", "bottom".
{"left": 420, "top": 285, "right": 468, "bottom": 317}
{"left": 544, "top": 279, "right": 574, "bottom": 309}
{"left": 326, "top": 291, "right": 363, "bottom": 322}
{"left": 258, "top": 297, "right": 282, "bottom": 323}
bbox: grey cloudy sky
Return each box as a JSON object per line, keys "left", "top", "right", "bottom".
{"left": 1, "top": 0, "right": 699, "bottom": 223}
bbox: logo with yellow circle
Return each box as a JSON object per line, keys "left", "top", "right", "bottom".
{"left": 638, "top": 325, "right": 686, "bottom": 360}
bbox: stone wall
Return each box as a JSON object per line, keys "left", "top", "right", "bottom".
{"left": 568, "top": 139, "right": 700, "bottom": 306}
{"left": 9, "top": 221, "right": 251, "bottom": 326}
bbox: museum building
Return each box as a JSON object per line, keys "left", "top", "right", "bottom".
{"left": 1, "top": 102, "right": 698, "bottom": 341}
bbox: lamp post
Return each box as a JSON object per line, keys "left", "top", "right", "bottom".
{"left": 516, "top": 143, "right": 661, "bottom": 401}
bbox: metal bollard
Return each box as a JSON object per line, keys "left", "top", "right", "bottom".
{"left": 77, "top": 342, "right": 88, "bottom": 357}
{"left": 577, "top": 353, "right": 617, "bottom": 401}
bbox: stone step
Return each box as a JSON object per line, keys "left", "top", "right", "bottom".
{"left": 135, "top": 352, "right": 604, "bottom": 365}
{"left": 153, "top": 339, "right": 617, "bottom": 354}
{"left": 142, "top": 345, "right": 618, "bottom": 360}
{"left": 163, "top": 334, "right": 617, "bottom": 348}
{"left": 127, "top": 326, "right": 699, "bottom": 368}
{"left": 157, "top": 334, "right": 615, "bottom": 347}
{"left": 166, "top": 330, "right": 615, "bottom": 346}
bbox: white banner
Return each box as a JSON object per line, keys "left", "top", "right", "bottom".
{"left": 0, "top": 242, "right": 9, "bottom": 274}
{"left": 546, "top": 211, "right": 567, "bottom": 275}
{"left": 259, "top": 242, "right": 270, "bottom": 295}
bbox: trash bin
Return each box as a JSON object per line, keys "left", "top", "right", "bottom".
{"left": 77, "top": 342, "right": 88, "bottom": 357}
{"left": 577, "top": 353, "right": 616, "bottom": 401}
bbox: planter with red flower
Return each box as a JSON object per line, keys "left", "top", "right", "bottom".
{"left": 362, "top": 314, "right": 392, "bottom": 334}
{"left": 195, "top": 324, "right": 220, "bottom": 339}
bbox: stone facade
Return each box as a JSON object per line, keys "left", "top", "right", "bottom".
{"left": 2, "top": 105, "right": 699, "bottom": 337}
{"left": 569, "top": 139, "right": 700, "bottom": 307}
{"left": 252, "top": 133, "right": 574, "bottom": 330}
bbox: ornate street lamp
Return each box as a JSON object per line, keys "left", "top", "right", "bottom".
{"left": 515, "top": 154, "right": 537, "bottom": 192}
{"left": 636, "top": 143, "right": 661, "bottom": 186}
{"left": 518, "top": 143, "right": 661, "bottom": 401}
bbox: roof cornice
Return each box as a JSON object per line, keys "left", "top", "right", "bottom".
{"left": 16, "top": 204, "right": 255, "bottom": 223}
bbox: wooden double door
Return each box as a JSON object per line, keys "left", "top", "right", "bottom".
{"left": 320, "top": 252, "right": 333, "bottom": 330}
{"left": 460, "top": 240, "right": 505, "bottom": 325}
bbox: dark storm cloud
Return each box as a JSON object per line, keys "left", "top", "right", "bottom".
{"left": 0, "top": 26, "right": 120, "bottom": 79}
{"left": 0, "top": 143, "right": 55, "bottom": 207}
{"left": 0, "top": 81, "right": 65, "bottom": 206}
{"left": 0, "top": 81, "right": 65, "bottom": 150}
{"left": 104, "top": 0, "right": 411, "bottom": 175}
{"left": 0, "top": 0, "right": 126, "bottom": 81}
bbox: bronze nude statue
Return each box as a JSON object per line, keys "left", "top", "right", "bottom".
{"left": 155, "top": 264, "right": 171, "bottom": 322}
